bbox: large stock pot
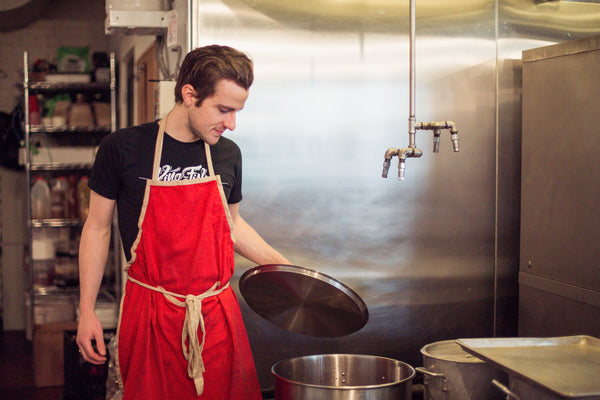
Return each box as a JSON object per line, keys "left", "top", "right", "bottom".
{"left": 272, "top": 354, "right": 415, "bottom": 400}
{"left": 416, "top": 340, "right": 506, "bottom": 400}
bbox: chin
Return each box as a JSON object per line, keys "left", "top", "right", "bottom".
{"left": 207, "top": 136, "right": 221, "bottom": 145}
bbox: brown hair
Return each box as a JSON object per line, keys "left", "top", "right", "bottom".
{"left": 174, "top": 45, "right": 254, "bottom": 106}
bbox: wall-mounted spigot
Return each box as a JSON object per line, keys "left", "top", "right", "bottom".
{"left": 382, "top": 147, "right": 423, "bottom": 180}
{"left": 433, "top": 129, "right": 441, "bottom": 153}
{"left": 382, "top": 121, "right": 458, "bottom": 181}
{"left": 381, "top": 0, "right": 460, "bottom": 182}
{"left": 451, "top": 132, "right": 460, "bottom": 152}
{"left": 415, "top": 121, "right": 460, "bottom": 154}
{"left": 397, "top": 147, "right": 423, "bottom": 181}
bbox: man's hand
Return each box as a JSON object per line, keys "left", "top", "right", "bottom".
{"left": 76, "top": 313, "right": 107, "bottom": 365}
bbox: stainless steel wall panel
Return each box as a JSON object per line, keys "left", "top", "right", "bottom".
{"left": 189, "top": 0, "right": 600, "bottom": 389}
{"left": 520, "top": 37, "right": 600, "bottom": 290}
{"left": 519, "top": 283, "right": 600, "bottom": 338}
{"left": 518, "top": 36, "right": 600, "bottom": 337}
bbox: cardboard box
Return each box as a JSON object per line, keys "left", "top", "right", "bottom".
{"left": 33, "top": 321, "right": 77, "bottom": 387}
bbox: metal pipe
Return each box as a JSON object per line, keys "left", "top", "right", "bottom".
{"left": 408, "top": 0, "right": 416, "bottom": 147}
{"left": 397, "top": 147, "right": 423, "bottom": 180}
{"left": 416, "top": 121, "right": 460, "bottom": 152}
{"left": 415, "top": 121, "right": 458, "bottom": 133}
{"left": 23, "top": 51, "right": 34, "bottom": 339}
{"left": 433, "top": 129, "right": 441, "bottom": 153}
{"left": 187, "top": 0, "right": 193, "bottom": 52}
{"left": 382, "top": 148, "right": 400, "bottom": 178}
{"left": 382, "top": 147, "right": 423, "bottom": 180}
{"left": 381, "top": 0, "right": 458, "bottom": 181}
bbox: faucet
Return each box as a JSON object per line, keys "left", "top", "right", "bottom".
{"left": 382, "top": 147, "right": 423, "bottom": 181}
{"left": 381, "top": 0, "right": 460, "bottom": 181}
{"left": 415, "top": 121, "right": 460, "bottom": 153}
{"left": 382, "top": 120, "right": 458, "bottom": 181}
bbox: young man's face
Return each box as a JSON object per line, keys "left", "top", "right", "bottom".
{"left": 187, "top": 79, "right": 249, "bottom": 145}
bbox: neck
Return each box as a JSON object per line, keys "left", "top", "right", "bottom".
{"left": 164, "top": 104, "right": 196, "bottom": 142}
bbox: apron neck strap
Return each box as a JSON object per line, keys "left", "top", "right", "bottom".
{"left": 153, "top": 119, "right": 216, "bottom": 180}
{"left": 204, "top": 142, "right": 215, "bottom": 177}
{"left": 152, "top": 119, "right": 166, "bottom": 180}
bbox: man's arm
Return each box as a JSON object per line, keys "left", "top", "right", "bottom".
{"left": 76, "top": 190, "right": 115, "bottom": 364}
{"left": 229, "top": 202, "right": 291, "bottom": 265}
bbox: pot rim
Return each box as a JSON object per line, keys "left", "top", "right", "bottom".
{"left": 421, "top": 340, "right": 485, "bottom": 363}
{"left": 271, "top": 353, "right": 416, "bottom": 390}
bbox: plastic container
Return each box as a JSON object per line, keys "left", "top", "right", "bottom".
{"left": 31, "top": 176, "right": 51, "bottom": 219}
{"left": 66, "top": 175, "right": 79, "bottom": 219}
{"left": 29, "top": 95, "right": 41, "bottom": 126}
{"left": 93, "top": 102, "right": 111, "bottom": 127}
{"left": 77, "top": 176, "right": 91, "bottom": 220}
{"left": 50, "top": 176, "right": 69, "bottom": 218}
{"left": 69, "top": 95, "right": 94, "bottom": 128}
{"left": 32, "top": 229, "right": 56, "bottom": 288}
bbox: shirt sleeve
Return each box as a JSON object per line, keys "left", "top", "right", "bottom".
{"left": 88, "top": 131, "right": 122, "bottom": 200}
{"left": 227, "top": 141, "right": 243, "bottom": 204}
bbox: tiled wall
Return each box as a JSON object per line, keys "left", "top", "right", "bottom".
{"left": 0, "top": 0, "right": 109, "bottom": 114}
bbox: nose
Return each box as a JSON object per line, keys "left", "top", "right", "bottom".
{"left": 223, "top": 112, "right": 236, "bottom": 131}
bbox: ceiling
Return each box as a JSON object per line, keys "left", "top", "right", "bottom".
{"left": 0, "top": 0, "right": 49, "bottom": 32}
{"left": 221, "top": 0, "right": 600, "bottom": 37}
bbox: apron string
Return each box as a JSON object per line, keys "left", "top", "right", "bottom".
{"left": 205, "top": 142, "right": 215, "bottom": 177}
{"left": 152, "top": 119, "right": 166, "bottom": 181}
{"left": 127, "top": 275, "right": 230, "bottom": 396}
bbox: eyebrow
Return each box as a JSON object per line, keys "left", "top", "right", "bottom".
{"left": 219, "top": 104, "right": 244, "bottom": 112}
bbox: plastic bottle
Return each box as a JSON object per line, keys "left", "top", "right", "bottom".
{"left": 66, "top": 175, "right": 79, "bottom": 219}
{"left": 29, "top": 95, "right": 41, "bottom": 126}
{"left": 50, "top": 176, "right": 69, "bottom": 219}
{"left": 31, "top": 176, "right": 51, "bottom": 219}
{"left": 69, "top": 94, "right": 94, "bottom": 128}
{"left": 77, "top": 176, "right": 91, "bottom": 220}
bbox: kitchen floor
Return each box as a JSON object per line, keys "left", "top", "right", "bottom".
{"left": 0, "top": 330, "right": 64, "bottom": 400}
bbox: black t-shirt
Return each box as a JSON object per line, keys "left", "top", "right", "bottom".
{"left": 89, "top": 121, "right": 243, "bottom": 260}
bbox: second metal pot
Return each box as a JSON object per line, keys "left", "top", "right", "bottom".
{"left": 272, "top": 354, "right": 415, "bottom": 400}
{"left": 417, "top": 340, "right": 506, "bottom": 400}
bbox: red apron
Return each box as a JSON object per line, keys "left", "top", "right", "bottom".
{"left": 115, "top": 119, "right": 262, "bottom": 400}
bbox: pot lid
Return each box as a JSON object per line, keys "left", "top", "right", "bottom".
{"left": 421, "top": 340, "right": 485, "bottom": 363}
{"left": 239, "top": 264, "right": 368, "bottom": 337}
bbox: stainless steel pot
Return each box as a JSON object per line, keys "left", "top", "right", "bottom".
{"left": 272, "top": 354, "right": 415, "bottom": 400}
{"left": 417, "top": 340, "right": 506, "bottom": 400}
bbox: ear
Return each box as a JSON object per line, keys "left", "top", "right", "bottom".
{"left": 181, "top": 84, "right": 198, "bottom": 106}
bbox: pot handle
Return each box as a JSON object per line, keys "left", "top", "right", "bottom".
{"left": 492, "top": 379, "right": 522, "bottom": 400}
{"left": 415, "top": 367, "right": 448, "bottom": 393}
{"left": 415, "top": 367, "right": 445, "bottom": 378}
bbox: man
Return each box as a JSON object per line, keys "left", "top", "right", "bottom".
{"left": 76, "top": 45, "right": 290, "bottom": 399}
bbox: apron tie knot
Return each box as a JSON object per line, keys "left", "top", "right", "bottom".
{"left": 182, "top": 294, "right": 205, "bottom": 381}
{"left": 127, "top": 276, "right": 229, "bottom": 395}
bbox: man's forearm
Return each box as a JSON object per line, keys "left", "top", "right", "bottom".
{"left": 78, "top": 222, "right": 111, "bottom": 316}
{"left": 233, "top": 215, "right": 291, "bottom": 265}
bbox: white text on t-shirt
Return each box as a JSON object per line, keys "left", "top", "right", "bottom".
{"left": 157, "top": 164, "right": 208, "bottom": 181}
